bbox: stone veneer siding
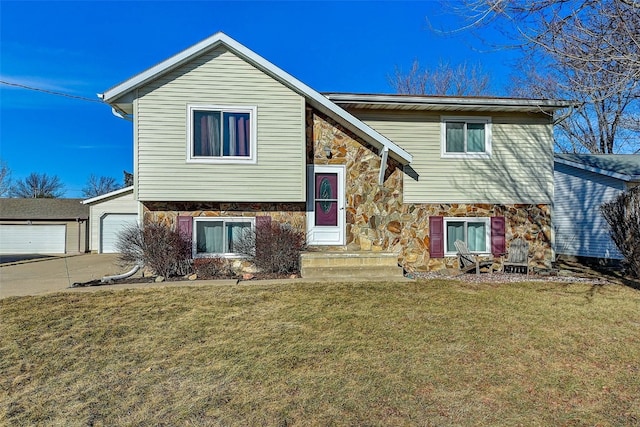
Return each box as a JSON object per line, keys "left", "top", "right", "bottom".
{"left": 143, "top": 202, "right": 306, "bottom": 234}
{"left": 308, "top": 108, "right": 553, "bottom": 272}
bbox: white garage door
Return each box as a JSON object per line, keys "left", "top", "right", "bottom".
{"left": 0, "top": 224, "right": 66, "bottom": 254}
{"left": 101, "top": 214, "right": 137, "bottom": 253}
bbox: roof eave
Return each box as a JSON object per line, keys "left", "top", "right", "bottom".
{"left": 554, "top": 157, "right": 636, "bottom": 182}
{"left": 83, "top": 186, "right": 134, "bottom": 205}
{"left": 325, "top": 93, "right": 575, "bottom": 113}
{"left": 100, "top": 33, "right": 228, "bottom": 103}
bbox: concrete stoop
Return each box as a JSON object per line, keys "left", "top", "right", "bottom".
{"left": 300, "top": 251, "right": 405, "bottom": 280}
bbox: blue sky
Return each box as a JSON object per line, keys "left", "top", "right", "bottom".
{"left": 1, "top": 0, "right": 517, "bottom": 198}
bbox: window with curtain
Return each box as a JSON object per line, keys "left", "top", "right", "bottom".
{"left": 194, "top": 218, "right": 253, "bottom": 256}
{"left": 442, "top": 117, "right": 490, "bottom": 156}
{"left": 188, "top": 105, "right": 256, "bottom": 163}
{"left": 444, "top": 218, "right": 490, "bottom": 255}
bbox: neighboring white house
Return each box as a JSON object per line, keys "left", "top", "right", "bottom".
{"left": 554, "top": 153, "right": 640, "bottom": 260}
{"left": 83, "top": 186, "right": 139, "bottom": 253}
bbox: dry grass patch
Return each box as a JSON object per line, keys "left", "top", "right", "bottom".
{"left": 1, "top": 280, "right": 639, "bottom": 426}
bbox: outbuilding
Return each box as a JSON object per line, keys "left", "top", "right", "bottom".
{"left": 83, "top": 186, "right": 138, "bottom": 253}
{"left": 0, "top": 198, "right": 89, "bottom": 254}
{"left": 554, "top": 153, "right": 640, "bottom": 260}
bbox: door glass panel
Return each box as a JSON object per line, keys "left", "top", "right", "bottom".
{"left": 315, "top": 173, "right": 338, "bottom": 226}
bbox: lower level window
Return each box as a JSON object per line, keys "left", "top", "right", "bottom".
{"left": 445, "top": 217, "right": 490, "bottom": 255}
{"left": 194, "top": 218, "right": 253, "bottom": 256}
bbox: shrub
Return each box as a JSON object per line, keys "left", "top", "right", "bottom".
{"left": 235, "top": 220, "right": 306, "bottom": 274}
{"left": 193, "top": 257, "right": 236, "bottom": 279}
{"left": 600, "top": 186, "right": 640, "bottom": 278}
{"left": 116, "top": 220, "right": 192, "bottom": 278}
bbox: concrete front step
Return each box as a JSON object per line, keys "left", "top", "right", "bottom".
{"left": 300, "top": 251, "right": 405, "bottom": 280}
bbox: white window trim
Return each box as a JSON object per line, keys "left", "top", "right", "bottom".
{"left": 443, "top": 217, "right": 491, "bottom": 256}
{"left": 441, "top": 116, "right": 492, "bottom": 159}
{"left": 187, "top": 104, "right": 257, "bottom": 164}
{"left": 192, "top": 216, "right": 255, "bottom": 258}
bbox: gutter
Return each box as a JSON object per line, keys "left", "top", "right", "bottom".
{"left": 97, "top": 92, "right": 133, "bottom": 122}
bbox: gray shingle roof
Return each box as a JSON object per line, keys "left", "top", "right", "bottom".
{"left": 554, "top": 153, "right": 640, "bottom": 181}
{"left": 0, "top": 198, "right": 89, "bottom": 220}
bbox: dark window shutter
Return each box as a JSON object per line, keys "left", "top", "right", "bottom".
{"left": 491, "top": 216, "right": 506, "bottom": 256}
{"left": 177, "top": 216, "right": 193, "bottom": 239}
{"left": 429, "top": 216, "right": 444, "bottom": 258}
{"left": 255, "top": 215, "right": 272, "bottom": 232}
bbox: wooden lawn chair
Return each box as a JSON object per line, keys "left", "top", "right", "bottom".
{"left": 454, "top": 239, "right": 494, "bottom": 275}
{"left": 501, "top": 238, "right": 531, "bottom": 275}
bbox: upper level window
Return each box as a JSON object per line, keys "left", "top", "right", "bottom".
{"left": 441, "top": 116, "right": 491, "bottom": 158}
{"left": 187, "top": 105, "right": 257, "bottom": 164}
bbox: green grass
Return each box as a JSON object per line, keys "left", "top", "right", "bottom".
{"left": 1, "top": 280, "right": 639, "bottom": 426}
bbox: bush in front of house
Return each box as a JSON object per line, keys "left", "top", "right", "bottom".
{"left": 235, "top": 221, "right": 306, "bottom": 275}
{"left": 601, "top": 186, "right": 640, "bottom": 278}
{"left": 116, "top": 220, "right": 192, "bottom": 279}
{"left": 193, "top": 257, "right": 236, "bottom": 279}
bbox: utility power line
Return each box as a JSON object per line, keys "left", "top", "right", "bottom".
{"left": 0, "top": 80, "right": 104, "bottom": 104}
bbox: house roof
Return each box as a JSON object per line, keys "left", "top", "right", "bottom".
{"left": 0, "top": 198, "right": 89, "bottom": 220}
{"left": 99, "top": 32, "right": 413, "bottom": 164}
{"left": 554, "top": 153, "right": 640, "bottom": 182}
{"left": 324, "top": 93, "right": 574, "bottom": 114}
{"left": 82, "top": 186, "right": 133, "bottom": 205}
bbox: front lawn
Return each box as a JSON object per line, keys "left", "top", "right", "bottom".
{"left": 1, "top": 280, "right": 639, "bottom": 426}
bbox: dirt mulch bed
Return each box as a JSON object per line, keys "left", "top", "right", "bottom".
{"left": 413, "top": 256, "right": 639, "bottom": 289}
{"left": 72, "top": 257, "right": 639, "bottom": 290}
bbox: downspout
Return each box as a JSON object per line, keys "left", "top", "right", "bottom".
{"left": 111, "top": 107, "right": 133, "bottom": 122}
{"left": 96, "top": 93, "right": 133, "bottom": 122}
{"left": 101, "top": 264, "right": 141, "bottom": 283}
{"left": 378, "top": 146, "right": 389, "bottom": 185}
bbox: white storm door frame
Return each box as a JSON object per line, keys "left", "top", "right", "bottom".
{"left": 306, "top": 165, "right": 345, "bottom": 245}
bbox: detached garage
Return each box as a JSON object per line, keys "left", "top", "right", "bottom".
{"left": 0, "top": 198, "right": 89, "bottom": 254}
{"left": 83, "top": 186, "right": 138, "bottom": 253}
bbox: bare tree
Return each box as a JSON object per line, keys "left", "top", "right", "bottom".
{"left": 389, "top": 60, "right": 492, "bottom": 96}
{"left": 123, "top": 170, "right": 133, "bottom": 187}
{"left": 601, "top": 187, "right": 640, "bottom": 278}
{"left": 439, "top": 0, "right": 640, "bottom": 153}
{"left": 511, "top": 53, "right": 639, "bottom": 154}
{"left": 0, "top": 160, "right": 10, "bottom": 197}
{"left": 10, "top": 172, "right": 65, "bottom": 198}
{"left": 82, "top": 175, "right": 120, "bottom": 198}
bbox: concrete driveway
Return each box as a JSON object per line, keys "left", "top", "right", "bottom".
{"left": 0, "top": 254, "right": 140, "bottom": 298}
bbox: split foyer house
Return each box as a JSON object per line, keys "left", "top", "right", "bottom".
{"left": 99, "top": 32, "right": 570, "bottom": 272}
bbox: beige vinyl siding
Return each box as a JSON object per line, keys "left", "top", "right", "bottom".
{"left": 354, "top": 110, "right": 554, "bottom": 204}
{"left": 134, "top": 47, "right": 305, "bottom": 202}
{"left": 88, "top": 191, "right": 138, "bottom": 252}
